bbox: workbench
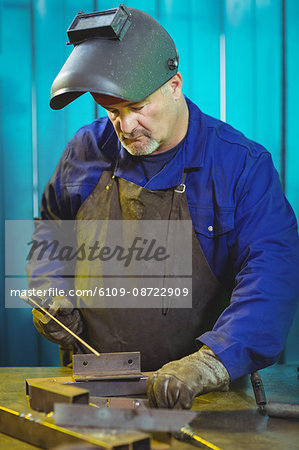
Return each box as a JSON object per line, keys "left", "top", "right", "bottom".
{"left": 0, "top": 364, "right": 298, "bottom": 449}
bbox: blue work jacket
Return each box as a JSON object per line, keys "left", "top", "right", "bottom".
{"left": 40, "top": 97, "right": 299, "bottom": 380}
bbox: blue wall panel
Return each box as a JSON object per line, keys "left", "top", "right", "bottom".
{"left": 1, "top": 0, "right": 298, "bottom": 367}
{"left": 254, "top": 0, "right": 281, "bottom": 169}
{"left": 284, "top": 0, "right": 299, "bottom": 364}
{"left": 187, "top": 0, "right": 221, "bottom": 117}
{"left": 34, "top": 0, "right": 69, "bottom": 204}
{"left": 0, "top": 0, "right": 6, "bottom": 365}
{"left": 65, "top": 0, "right": 96, "bottom": 141}
{"left": 1, "top": 0, "right": 38, "bottom": 365}
{"left": 286, "top": 0, "right": 299, "bottom": 217}
{"left": 225, "top": 0, "right": 256, "bottom": 137}
{"left": 159, "top": 0, "right": 194, "bottom": 97}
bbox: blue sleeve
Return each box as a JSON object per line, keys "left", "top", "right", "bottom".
{"left": 199, "top": 152, "right": 299, "bottom": 380}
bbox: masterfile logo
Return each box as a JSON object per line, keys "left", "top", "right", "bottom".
{"left": 26, "top": 236, "right": 170, "bottom": 266}
{"left": 5, "top": 220, "right": 193, "bottom": 309}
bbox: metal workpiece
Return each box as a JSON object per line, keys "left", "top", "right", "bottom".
{"left": 26, "top": 376, "right": 73, "bottom": 395}
{"left": 26, "top": 374, "right": 148, "bottom": 399}
{"left": 73, "top": 352, "right": 142, "bottom": 381}
{"left": 26, "top": 351, "right": 147, "bottom": 411}
{"left": 27, "top": 380, "right": 89, "bottom": 413}
{"left": 1, "top": 365, "right": 299, "bottom": 449}
{"left": 54, "top": 403, "right": 197, "bottom": 432}
{"left": 90, "top": 397, "right": 149, "bottom": 410}
{"left": 69, "top": 377, "right": 148, "bottom": 397}
{"left": 0, "top": 405, "right": 150, "bottom": 449}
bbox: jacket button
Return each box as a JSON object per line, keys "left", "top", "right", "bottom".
{"left": 208, "top": 226, "right": 213, "bottom": 232}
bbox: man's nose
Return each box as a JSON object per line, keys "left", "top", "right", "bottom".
{"left": 118, "top": 111, "right": 138, "bottom": 135}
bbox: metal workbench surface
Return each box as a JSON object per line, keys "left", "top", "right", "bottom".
{"left": 0, "top": 364, "right": 298, "bottom": 449}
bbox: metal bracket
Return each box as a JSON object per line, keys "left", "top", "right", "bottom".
{"left": 26, "top": 375, "right": 148, "bottom": 409}
{"left": 73, "top": 352, "right": 142, "bottom": 381}
{"left": 90, "top": 397, "right": 149, "bottom": 409}
{"left": 26, "top": 352, "right": 146, "bottom": 413}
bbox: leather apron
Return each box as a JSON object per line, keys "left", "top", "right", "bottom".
{"left": 75, "top": 170, "right": 229, "bottom": 371}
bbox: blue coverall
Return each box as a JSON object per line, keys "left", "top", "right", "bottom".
{"left": 39, "top": 97, "right": 299, "bottom": 380}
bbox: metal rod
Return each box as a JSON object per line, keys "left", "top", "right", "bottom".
{"left": 20, "top": 295, "right": 100, "bottom": 356}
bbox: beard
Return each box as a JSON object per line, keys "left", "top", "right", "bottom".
{"left": 119, "top": 129, "right": 159, "bottom": 156}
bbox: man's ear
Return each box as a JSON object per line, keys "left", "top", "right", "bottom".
{"left": 169, "top": 72, "right": 183, "bottom": 100}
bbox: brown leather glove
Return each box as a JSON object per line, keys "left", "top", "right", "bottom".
{"left": 146, "top": 345, "right": 230, "bottom": 409}
{"left": 32, "top": 297, "right": 84, "bottom": 346}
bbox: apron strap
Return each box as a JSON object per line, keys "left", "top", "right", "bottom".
{"left": 174, "top": 171, "right": 187, "bottom": 193}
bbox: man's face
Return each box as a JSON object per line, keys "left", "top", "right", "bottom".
{"left": 91, "top": 80, "right": 181, "bottom": 156}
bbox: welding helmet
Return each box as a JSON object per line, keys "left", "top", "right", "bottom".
{"left": 50, "top": 5, "right": 179, "bottom": 110}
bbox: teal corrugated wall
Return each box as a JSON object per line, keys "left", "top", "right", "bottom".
{"left": 1, "top": 0, "right": 298, "bottom": 366}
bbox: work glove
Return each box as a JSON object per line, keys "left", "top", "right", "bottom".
{"left": 146, "top": 345, "right": 230, "bottom": 409}
{"left": 32, "top": 296, "right": 84, "bottom": 346}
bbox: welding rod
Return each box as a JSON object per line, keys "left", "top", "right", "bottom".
{"left": 20, "top": 295, "right": 100, "bottom": 356}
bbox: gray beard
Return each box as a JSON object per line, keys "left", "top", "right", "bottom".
{"left": 120, "top": 137, "right": 160, "bottom": 156}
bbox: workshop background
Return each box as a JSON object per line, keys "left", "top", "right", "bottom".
{"left": 0, "top": 0, "right": 298, "bottom": 367}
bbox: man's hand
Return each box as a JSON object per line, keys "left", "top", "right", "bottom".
{"left": 146, "top": 345, "right": 230, "bottom": 409}
{"left": 32, "top": 296, "right": 84, "bottom": 346}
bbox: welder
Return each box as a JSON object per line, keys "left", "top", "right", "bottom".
{"left": 28, "top": 5, "right": 299, "bottom": 409}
